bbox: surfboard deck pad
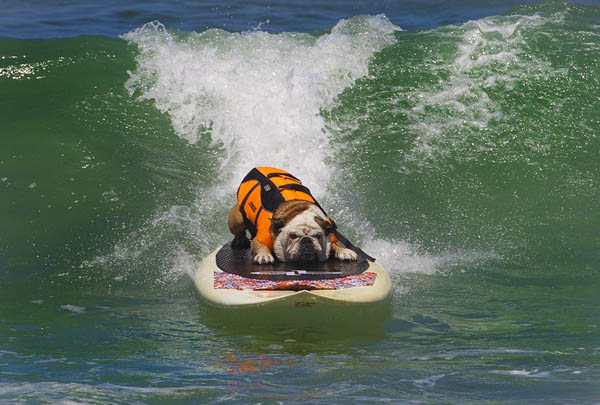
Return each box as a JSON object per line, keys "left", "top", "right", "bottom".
{"left": 216, "top": 242, "right": 369, "bottom": 281}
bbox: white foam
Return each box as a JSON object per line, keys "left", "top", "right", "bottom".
{"left": 60, "top": 305, "right": 86, "bottom": 314}
{"left": 364, "top": 237, "right": 498, "bottom": 284}
{"left": 123, "top": 15, "right": 399, "bottom": 196}
{"left": 363, "top": 238, "right": 443, "bottom": 276}
{"left": 490, "top": 368, "right": 550, "bottom": 378}
{"left": 413, "top": 373, "right": 448, "bottom": 388}
{"left": 157, "top": 247, "right": 197, "bottom": 286}
{"left": 404, "top": 14, "right": 550, "bottom": 166}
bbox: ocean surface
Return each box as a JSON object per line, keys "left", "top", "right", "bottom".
{"left": 2, "top": 0, "right": 600, "bottom": 403}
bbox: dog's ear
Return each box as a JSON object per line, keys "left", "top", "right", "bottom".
{"left": 314, "top": 216, "right": 336, "bottom": 235}
{"left": 270, "top": 217, "right": 286, "bottom": 235}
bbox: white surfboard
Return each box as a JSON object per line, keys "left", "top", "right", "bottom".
{"left": 194, "top": 247, "right": 392, "bottom": 309}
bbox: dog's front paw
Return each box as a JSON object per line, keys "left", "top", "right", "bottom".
{"left": 336, "top": 247, "right": 358, "bottom": 261}
{"left": 253, "top": 252, "right": 275, "bottom": 264}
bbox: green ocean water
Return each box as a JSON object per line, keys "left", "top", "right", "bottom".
{"left": 1, "top": 1, "right": 599, "bottom": 403}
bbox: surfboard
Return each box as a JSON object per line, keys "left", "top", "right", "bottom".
{"left": 194, "top": 243, "right": 392, "bottom": 308}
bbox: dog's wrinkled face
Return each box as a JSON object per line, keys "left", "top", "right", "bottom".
{"left": 270, "top": 202, "right": 335, "bottom": 262}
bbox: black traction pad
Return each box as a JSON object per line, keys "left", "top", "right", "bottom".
{"left": 216, "top": 243, "right": 369, "bottom": 281}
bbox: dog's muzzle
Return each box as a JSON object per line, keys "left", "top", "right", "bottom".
{"left": 298, "top": 237, "right": 318, "bottom": 262}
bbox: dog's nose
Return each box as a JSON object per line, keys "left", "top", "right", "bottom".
{"left": 300, "top": 236, "right": 312, "bottom": 245}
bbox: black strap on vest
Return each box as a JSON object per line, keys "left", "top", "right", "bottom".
{"left": 278, "top": 183, "right": 312, "bottom": 195}
{"left": 267, "top": 171, "right": 301, "bottom": 182}
{"left": 238, "top": 168, "right": 285, "bottom": 237}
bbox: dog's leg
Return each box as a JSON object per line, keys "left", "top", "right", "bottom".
{"left": 252, "top": 239, "right": 275, "bottom": 264}
{"left": 228, "top": 205, "right": 250, "bottom": 248}
{"left": 332, "top": 241, "right": 358, "bottom": 261}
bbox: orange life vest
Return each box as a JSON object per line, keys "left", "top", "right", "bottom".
{"left": 237, "top": 167, "right": 336, "bottom": 249}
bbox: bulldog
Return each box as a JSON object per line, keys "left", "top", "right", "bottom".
{"left": 228, "top": 167, "right": 358, "bottom": 264}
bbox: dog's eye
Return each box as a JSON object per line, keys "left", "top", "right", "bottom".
{"left": 289, "top": 233, "right": 299, "bottom": 240}
{"left": 313, "top": 232, "right": 323, "bottom": 239}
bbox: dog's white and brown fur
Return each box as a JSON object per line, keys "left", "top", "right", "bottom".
{"left": 228, "top": 199, "right": 358, "bottom": 264}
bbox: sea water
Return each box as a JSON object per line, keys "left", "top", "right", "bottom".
{"left": 1, "top": 1, "right": 599, "bottom": 403}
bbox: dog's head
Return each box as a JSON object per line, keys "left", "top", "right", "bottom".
{"left": 270, "top": 200, "right": 336, "bottom": 262}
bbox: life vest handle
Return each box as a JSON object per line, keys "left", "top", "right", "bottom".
{"left": 267, "top": 172, "right": 302, "bottom": 182}
{"left": 277, "top": 183, "right": 312, "bottom": 195}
